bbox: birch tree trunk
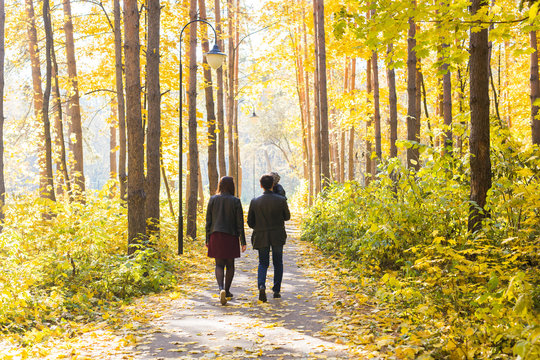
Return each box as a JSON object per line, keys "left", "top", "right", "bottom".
{"left": 63, "top": 0, "right": 85, "bottom": 200}
{"left": 124, "top": 0, "right": 146, "bottom": 253}
{"left": 468, "top": 0, "right": 492, "bottom": 232}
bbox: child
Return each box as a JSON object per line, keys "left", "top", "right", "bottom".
{"left": 269, "top": 171, "right": 286, "bottom": 199}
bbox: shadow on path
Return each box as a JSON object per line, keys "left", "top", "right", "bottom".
{"left": 134, "top": 225, "right": 353, "bottom": 359}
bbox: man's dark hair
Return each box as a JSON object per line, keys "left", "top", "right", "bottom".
{"left": 217, "top": 176, "right": 235, "bottom": 196}
{"left": 260, "top": 174, "right": 274, "bottom": 190}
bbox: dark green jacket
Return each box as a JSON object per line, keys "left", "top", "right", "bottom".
{"left": 247, "top": 191, "right": 291, "bottom": 249}
{"left": 205, "top": 193, "right": 246, "bottom": 245}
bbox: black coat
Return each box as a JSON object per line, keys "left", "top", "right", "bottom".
{"left": 273, "top": 184, "right": 286, "bottom": 199}
{"left": 247, "top": 191, "right": 291, "bottom": 249}
{"left": 205, "top": 193, "right": 246, "bottom": 245}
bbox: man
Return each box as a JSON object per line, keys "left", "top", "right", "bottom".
{"left": 248, "top": 174, "right": 291, "bottom": 302}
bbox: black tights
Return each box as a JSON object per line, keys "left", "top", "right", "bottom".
{"left": 215, "top": 258, "right": 235, "bottom": 292}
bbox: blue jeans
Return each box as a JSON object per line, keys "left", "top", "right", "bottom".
{"left": 257, "top": 245, "right": 283, "bottom": 293}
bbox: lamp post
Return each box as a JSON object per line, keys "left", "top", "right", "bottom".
{"left": 178, "top": 19, "right": 225, "bottom": 255}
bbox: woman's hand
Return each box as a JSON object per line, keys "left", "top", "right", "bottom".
{"left": 241, "top": 244, "right": 247, "bottom": 253}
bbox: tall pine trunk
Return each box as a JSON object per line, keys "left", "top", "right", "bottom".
{"left": 407, "top": 3, "right": 419, "bottom": 170}
{"left": 372, "top": 50, "right": 381, "bottom": 168}
{"left": 63, "top": 0, "right": 85, "bottom": 200}
{"left": 312, "top": 2, "right": 321, "bottom": 194}
{"left": 50, "top": 23, "right": 70, "bottom": 198}
{"left": 199, "top": 0, "right": 218, "bottom": 194}
{"left": 302, "top": 6, "right": 313, "bottom": 202}
{"left": 124, "top": 0, "right": 146, "bottom": 253}
{"left": 110, "top": 105, "right": 117, "bottom": 179}
{"left": 365, "top": 58, "right": 372, "bottom": 185}
{"left": 315, "top": 0, "right": 330, "bottom": 188}
{"left": 226, "top": 0, "right": 235, "bottom": 181}
{"left": 114, "top": 0, "right": 127, "bottom": 200}
{"left": 0, "top": 0, "right": 4, "bottom": 230}
{"left": 186, "top": 0, "right": 199, "bottom": 239}
{"left": 42, "top": 0, "right": 56, "bottom": 203}
{"left": 468, "top": 0, "right": 492, "bottom": 232}
{"left": 531, "top": 30, "right": 540, "bottom": 145}
{"left": 387, "top": 44, "right": 398, "bottom": 159}
{"left": 145, "top": 0, "right": 161, "bottom": 236}
{"left": 348, "top": 58, "right": 356, "bottom": 181}
{"left": 443, "top": 42, "right": 453, "bottom": 152}
{"left": 215, "top": 0, "right": 227, "bottom": 178}
{"left": 25, "top": 0, "right": 48, "bottom": 203}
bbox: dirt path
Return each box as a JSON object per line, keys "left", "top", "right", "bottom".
{"left": 132, "top": 225, "right": 355, "bottom": 359}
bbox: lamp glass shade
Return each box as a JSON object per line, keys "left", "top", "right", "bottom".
{"left": 206, "top": 44, "right": 226, "bottom": 70}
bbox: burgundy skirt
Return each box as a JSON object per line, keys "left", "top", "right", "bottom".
{"left": 207, "top": 232, "right": 241, "bottom": 259}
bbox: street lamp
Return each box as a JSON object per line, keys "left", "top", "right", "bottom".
{"left": 178, "top": 19, "right": 225, "bottom": 255}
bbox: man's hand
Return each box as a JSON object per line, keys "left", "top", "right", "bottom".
{"left": 241, "top": 244, "right": 247, "bottom": 252}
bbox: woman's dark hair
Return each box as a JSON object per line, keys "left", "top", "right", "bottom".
{"left": 217, "top": 176, "right": 235, "bottom": 196}
{"left": 260, "top": 174, "right": 274, "bottom": 190}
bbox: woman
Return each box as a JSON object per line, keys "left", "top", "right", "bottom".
{"left": 205, "top": 176, "right": 246, "bottom": 305}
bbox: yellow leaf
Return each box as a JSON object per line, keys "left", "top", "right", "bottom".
{"left": 464, "top": 327, "right": 474, "bottom": 337}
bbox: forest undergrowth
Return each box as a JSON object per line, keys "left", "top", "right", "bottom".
{"left": 0, "top": 186, "right": 188, "bottom": 357}
{"left": 301, "top": 127, "right": 540, "bottom": 359}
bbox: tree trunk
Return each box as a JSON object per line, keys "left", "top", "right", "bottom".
{"left": 531, "top": 30, "right": 540, "bottom": 145}
{"left": 215, "top": 0, "right": 227, "bottom": 178}
{"left": 63, "top": 0, "right": 85, "bottom": 200}
{"left": 145, "top": 0, "right": 161, "bottom": 236}
{"left": 199, "top": 0, "right": 218, "bottom": 195}
{"left": 407, "top": 4, "right": 419, "bottom": 170}
{"left": 315, "top": 0, "right": 330, "bottom": 188}
{"left": 114, "top": 0, "right": 127, "bottom": 201}
{"left": 42, "top": 0, "right": 56, "bottom": 203}
{"left": 387, "top": 44, "right": 398, "bottom": 159}
{"left": 227, "top": 0, "right": 235, "bottom": 182}
{"left": 186, "top": 0, "right": 199, "bottom": 239}
{"left": 365, "top": 58, "right": 373, "bottom": 185}
{"left": 302, "top": 6, "right": 313, "bottom": 202}
{"left": 468, "top": 0, "right": 491, "bottom": 232}
{"left": 0, "top": 0, "right": 5, "bottom": 230}
{"left": 372, "top": 50, "right": 381, "bottom": 167}
{"left": 110, "top": 104, "right": 117, "bottom": 179}
{"left": 312, "top": 3, "right": 321, "bottom": 194}
{"left": 234, "top": 0, "right": 241, "bottom": 196}
{"left": 348, "top": 58, "right": 356, "bottom": 181}
{"left": 124, "top": 0, "right": 146, "bottom": 253}
{"left": 51, "top": 23, "right": 70, "bottom": 198}
{"left": 443, "top": 42, "right": 453, "bottom": 152}
{"left": 293, "top": 29, "right": 309, "bottom": 185}
{"left": 25, "top": 0, "right": 47, "bottom": 200}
